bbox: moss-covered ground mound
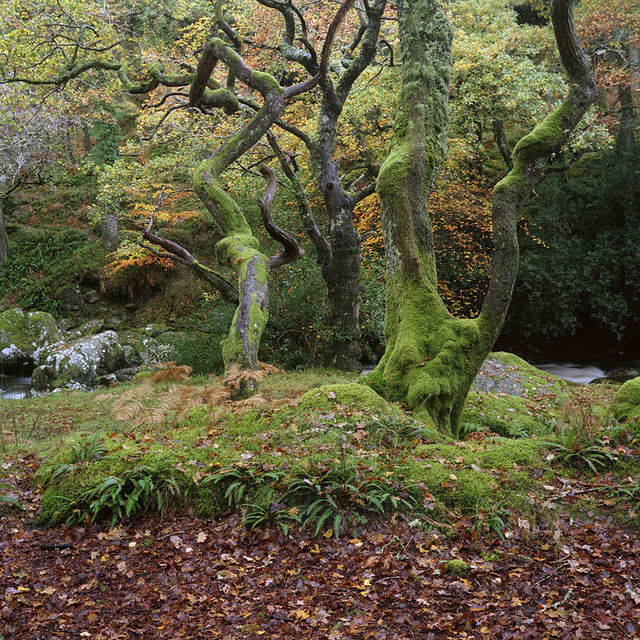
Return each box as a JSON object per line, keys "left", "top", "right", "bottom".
{"left": 1, "top": 357, "right": 637, "bottom": 540}
{"left": 2, "top": 360, "right": 640, "bottom": 639}
{"left": 611, "top": 376, "right": 640, "bottom": 435}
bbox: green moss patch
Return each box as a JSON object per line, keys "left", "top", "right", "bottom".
{"left": 5, "top": 367, "right": 636, "bottom": 536}
{"left": 462, "top": 391, "right": 553, "bottom": 437}
{"left": 611, "top": 377, "right": 640, "bottom": 433}
{"left": 406, "top": 438, "right": 543, "bottom": 514}
{"left": 299, "top": 383, "right": 393, "bottom": 414}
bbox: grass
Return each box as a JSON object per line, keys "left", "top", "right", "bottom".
{"left": 1, "top": 365, "right": 638, "bottom": 537}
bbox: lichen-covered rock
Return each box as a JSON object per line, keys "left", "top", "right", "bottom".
{"left": 300, "top": 383, "right": 393, "bottom": 414}
{"left": 472, "top": 352, "right": 568, "bottom": 398}
{"left": 611, "top": 377, "right": 640, "bottom": 428}
{"left": 117, "top": 330, "right": 178, "bottom": 366}
{"left": 72, "top": 319, "right": 105, "bottom": 338}
{"left": 31, "top": 331, "right": 127, "bottom": 391}
{"left": 0, "top": 308, "right": 65, "bottom": 372}
{"left": 463, "top": 352, "right": 568, "bottom": 438}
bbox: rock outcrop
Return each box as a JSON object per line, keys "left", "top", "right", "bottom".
{"left": 0, "top": 309, "right": 64, "bottom": 373}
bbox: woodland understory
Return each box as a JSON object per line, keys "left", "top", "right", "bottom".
{"left": 1, "top": 367, "right": 640, "bottom": 639}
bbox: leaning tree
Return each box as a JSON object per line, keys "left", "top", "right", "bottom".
{"left": 368, "top": 0, "right": 598, "bottom": 434}
{"left": 0, "top": 0, "right": 356, "bottom": 393}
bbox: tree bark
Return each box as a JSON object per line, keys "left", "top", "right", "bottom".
{"left": 617, "top": 83, "right": 637, "bottom": 152}
{"left": 102, "top": 206, "right": 120, "bottom": 251}
{"left": 307, "top": 0, "right": 387, "bottom": 370}
{"left": 264, "top": 0, "right": 386, "bottom": 370}
{"left": 322, "top": 203, "right": 363, "bottom": 369}
{"left": 191, "top": 0, "right": 356, "bottom": 392}
{"left": 0, "top": 197, "right": 8, "bottom": 263}
{"left": 369, "top": 0, "right": 598, "bottom": 435}
{"left": 191, "top": 44, "right": 286, "bottom": 393}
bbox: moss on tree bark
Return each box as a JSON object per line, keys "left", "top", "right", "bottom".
{"left": 371, "top": 0, "right": 597, "bottom": 436}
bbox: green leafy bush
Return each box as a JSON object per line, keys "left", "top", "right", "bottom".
{"left": 0, "top": 227, "right": 90, "bottom": 312}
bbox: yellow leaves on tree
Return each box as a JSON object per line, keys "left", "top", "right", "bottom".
{"left": 430, "top": 158, "right": 493, "bottom": 318}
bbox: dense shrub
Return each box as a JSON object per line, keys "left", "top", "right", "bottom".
{"left": 500, "top": 144, "right": 640, "bottom": 360}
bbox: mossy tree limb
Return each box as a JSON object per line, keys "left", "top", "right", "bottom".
{"left": 372, "top": 0, "right": 597, "bottom": 436}
{"left": 190, "top": 0, "right": 356, "bottom": 391}
{"left": 479, "top": 0, "right": 598, "bottom": 340}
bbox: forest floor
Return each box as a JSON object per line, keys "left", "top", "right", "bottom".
{"left": 1, "top": 367, "right": 640, "bottom": 639}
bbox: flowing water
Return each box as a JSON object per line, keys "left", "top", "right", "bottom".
{"left": 534, "top": 362, "right": 639, "bottom": 385}
{"left": 0, "top": 374, "right": 32, "bottom": 400}
{"left": 360, "top": 362, "right": 639, "bottom": 386}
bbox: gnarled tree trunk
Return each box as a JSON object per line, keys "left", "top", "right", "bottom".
{"left": 370, "top": 0, "right": 598, "bottom": 435}
{"left": 189, "top": 0, "right": 356, "bottom": 392}
{"left": 259, "top": 0, "right": 387, "bottom": 370}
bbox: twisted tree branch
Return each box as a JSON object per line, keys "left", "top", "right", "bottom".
{"left": 258, "top": 164, "right": 305, "bottom": 268}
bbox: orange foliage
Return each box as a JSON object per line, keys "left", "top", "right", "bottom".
{"left": 354, "top": 161, "right": 495, "bottom": 318}
{"left": 430, "top": 161, "right": 493, "bottom": 317}
{"left": 577, "top": 0, "right": 640, "bottom": 89}
{"left": 105, "top": 254, "right": 174, "bottom": 276}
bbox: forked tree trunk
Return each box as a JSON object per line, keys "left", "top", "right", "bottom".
{"left": 191, "top": 0, "right": 356, "bottom": 393}
{"left": 264, "top": 0, "right": 387, "bottom": 370}
{"left": 192, "top": 76, "right": 285, "bottom": 393}
{"left": 370, "top": 0, "right": 598, "bottom": 436}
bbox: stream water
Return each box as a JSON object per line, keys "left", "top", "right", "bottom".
{"left": 535, "top": 362, "right": 639, "bottom": 385}
{"left": 0, "top": 374, "right": 33, "bottom": 400}
{"left": 360, "top": 361, "right": 639, "bottom": 386}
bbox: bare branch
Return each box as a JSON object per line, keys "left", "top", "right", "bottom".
{"left": 145, "top": 91, "right": 189, "bottom": 109}
{"left": 138, "top": 231, "right": 239, "bottom": 304}
{"left": 285, "top": 0, "right": 358, "bottom": 99}
{"left": 267, "top": 132, "right": 332, "bottom": 267}
{"left": 258, "top": 164, "right": 305, "bottom": 268}
{"left": 238, "top": 97, "right": 312, "bottom": 147}
{"left": 353, "top": 181, "right": 377, "bottom": 204}
{"left": 492, "top": 118, "right": 513, "bottom": 170}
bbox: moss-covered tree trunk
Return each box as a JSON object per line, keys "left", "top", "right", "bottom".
{"left": 188, "top": 40, "right": 287, "bottom": 394}
{"left": 189, "top": 0, "right": 356, "bottom": 392}
{"left": 371, "top": 0, "right": 598, "bottom": 435}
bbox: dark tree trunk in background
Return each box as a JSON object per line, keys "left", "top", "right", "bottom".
{"left": 322, "top": 200, "right": 363, "bottom": 369}
{"left": 0, "top": 198, "right": 8, "bottom": 263}
{"left": 102, "top": 207, "right": 120, "bottom": 251}
{"left": 617, "top": 83, "right": 637, "bottom": 152}
{"left": 265, "top": 0, "right": 387, "bottom": 370}
{"left": 311, "top": 100, "right": 364, "bottom": 369}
